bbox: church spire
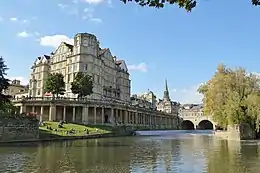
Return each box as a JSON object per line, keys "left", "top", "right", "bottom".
{"left": 165, "top": 79, "right": 169, "bottom": 92}
{"left": 163, "top": 79, "right": 170, "bottom": 101}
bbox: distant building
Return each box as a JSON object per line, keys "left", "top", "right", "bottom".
{"left": 2, "top": 79, "right": 28, "bottom": 98}
{"left": 178, "top": 104, "right": 204, "bottom": 117}
{"left": 28, "top": 33, "right": 131, "bottom": 101}
{"left": 136, "top": 89, "right": 157, "bottom": 109}
{"left": 130, "top": 94, "right": 156, "bottom": 109}
{"left": 157, "top": 79, "right": 179, "bottom": 114}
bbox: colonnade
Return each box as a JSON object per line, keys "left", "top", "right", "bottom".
{"left": 18, "top": 104, "right": 178, "bottom": 128}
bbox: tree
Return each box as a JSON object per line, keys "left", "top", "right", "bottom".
{"left": 44, "top": 73, "right": 65, "bottom": 98}
{"left": 71, "top": 72, "right": 93, "bottom": 99}
{"left": 0, "top": 56, "right": 11, "bottom": 112}
{"left": 198, "top": 64, "right": 260, "bottom": 131}
{"left": 121, "top": 0, "right": 260, "bottom": 11}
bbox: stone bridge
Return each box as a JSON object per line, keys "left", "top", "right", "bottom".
{"left": 180, "top": 115, "right": 217, "bottom": 130}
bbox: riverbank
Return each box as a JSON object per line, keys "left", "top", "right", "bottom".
{"left": 0, "top": 131, "right": 133, "bottom": 144}
{"left": 0, "top": 122, "right": 135, "bottom": 144}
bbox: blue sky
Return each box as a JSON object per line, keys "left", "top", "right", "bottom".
{"left": 0, "top": 0, "right": 260, "bottom": 103}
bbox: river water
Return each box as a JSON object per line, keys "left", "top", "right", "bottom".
{"left": 0, "top": 130, "right": 260, "bottom": 173}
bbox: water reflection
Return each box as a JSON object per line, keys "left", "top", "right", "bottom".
{"left": 207, "top": 139, "right": 260, "bottom": 173}
{"left": 0, "top": 132, "right": 260, "bottom": 172}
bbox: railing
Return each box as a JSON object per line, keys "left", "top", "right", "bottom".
{"left": 12, "top": 96, "right": 132, "bottom": 105}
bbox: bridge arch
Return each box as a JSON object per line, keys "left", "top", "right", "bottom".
{"left": 181, "top": 120, "right": 195, "bottom": 130}
{"left": 197, "top": 120, "right": 214, "bottom": 130}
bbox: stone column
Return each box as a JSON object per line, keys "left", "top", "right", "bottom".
{"left": 135, "top": 112, "right": 138, "bottom": 126}
{"left": 110, "top": 108, "right": 113, "bottom": 123}
{"left": 160, "top": 115, "right": 163, "bottom": 128}
{"left": 116, "top": 109, "right": 119, "bottom": 124}
{"left": 20, "top": 105, "right": 26, "bottom": 114}
{"left": 72, "top": 106, "right": 76, "bottom": 122}
{"left": 40, "top": 106, "right": 44, "bottom": 122}
{"left": 93, "top": 106, "right": 97, "bottom": 124}
{"left": 129, "top": 111, "right": 132, "bottom": 124}
{"left": 63, "top": 106, "right": 66, "bottom": 121}
{"left": 82, "top": 105, "right": 89, "bottom": 124}
{"left": 120, "top": 109, "right": 123, "bottom": 123}
{"left": 124, "top": 110, "right": 128, "bottom": 124}
{"left": 149, "top": 114, "right": 152, "bottom": 127}
{"left": 49, "top": 105, "right": 56, "bottom": 121}
{"left": 32, "top": 106, "right": 35, "bottom": 113}
{"left": 101, "top": 107, "right": 104, "bottom": 124}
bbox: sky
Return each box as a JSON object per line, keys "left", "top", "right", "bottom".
{"left": 0, "top": 0, "right": 260, "bottom": 104}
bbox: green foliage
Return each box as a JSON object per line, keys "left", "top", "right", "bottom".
{"left": 121, "top": 0, "right": 196, "bottom": 11}
{"left": 198, "top": 64, "right": 260, "bottom": 131}
{"left": 121, "top": 0, "right": 260, "bottom": 11}
{"left": 44, "top": 73, "right": 65, "bottom": 98}
{"left": 71, "top": 72, "right": 93, "bottom": 98}
{"left": 0, "top": 56, "right": 11, "bottom": 112}
{"left": 0, "top": 102, "right": 15, "bottom": 114}
{"left": 0, "top": 112, "right": 38, "bottom": 125}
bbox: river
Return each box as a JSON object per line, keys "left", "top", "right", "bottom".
{"left": 0, "top": 130, "right": 260, "bottom": 173}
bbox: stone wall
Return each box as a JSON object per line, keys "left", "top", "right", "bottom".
{"left": 214, "top": 123, "right": 255, "bottom": 140}
{"left": 0, "top": 118, "right": 39, "bottom": 142}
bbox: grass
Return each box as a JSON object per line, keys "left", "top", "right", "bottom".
{"left": 39, "top": 121, "right": 114, "bottom": 139}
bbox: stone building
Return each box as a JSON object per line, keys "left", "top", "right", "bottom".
{"left": 11, "top": 33, "right": 180, "bottom": 129}
{"left": 130, "top": 93, "right": 156, "bottom": 110}
{"left": 156, "top": 79, "right": 179, "bottom": 114}
{"left": 135, "top": 90, "right": 157, "bottom": 109}
{"left": 28, "top": 33, "right": 131, "bottom": 101}
{"left": 178, "top": 104, "right": 204, "bottom": 117}
{"left": 2, "top": 79, "right": 28, "bottom": 98}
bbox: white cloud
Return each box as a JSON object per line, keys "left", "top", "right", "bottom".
{"left": 10, "top": 17, "right": 17, "bottom": 21}
{"left": 89, "top": 18, "right": 102, "bottom": 23}
{"left": 84, "top": 0, "right": 106, "bottom": 4}
{"left": 17, "top": 31, "right": 30, "bottom": 37}
{"left": 39, "top": 34, "right": 73, "bottom": 48}
{"left": 0, "top": 17, "right": 3, "bottom": 21}
{"left": 128, "top": 62, "right": 147, "bottom": 72}
{"left": 82, "top": 8, "right": 102, "bottom": 23}
{"left": 170, "top": 84, "right": 203, "bottom": 104}
{"left": 9, "top": 76, "right": 29, "bottom": 85}
{"left": 58, "top": 3, "right": 68, "bottom": 9}
{"left": 84, "top": 0, "right": 112, "bottom": 6}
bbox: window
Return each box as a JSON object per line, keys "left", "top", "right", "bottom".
{"left": 73, "top": 64, "right": 77, "bottom": 71}
{"left": 68, "top": 74, "right": 72, "bottom": 82}
{"left": 37, "top": 81, "right": 41, "bottom": 87}
{"left": 84, "top": 64, "right": 88, "bottom": 71}
{"left": 68, "top": 65, "right": 72, "bottom": 73}
{"left": 37, "top": 89, "right": 41, "bottom": 95}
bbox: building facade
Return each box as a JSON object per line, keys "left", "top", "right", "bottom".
{"left": 133, "top": 90, "right": 157, "bottom": 109}
{"left": 178, "top": 104, "right": 204, "bottom": 117}
{"left": 11, "top": 32, "right": 180, "bottom": 129}
{"left": 2, "top": 79, "right": 28, "bottom": 98}
{"left": 156, "top": 79, "right": 179, "bottom": 114}
{"left": 28, "top": 33, "right": 131, "bottom": 101}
